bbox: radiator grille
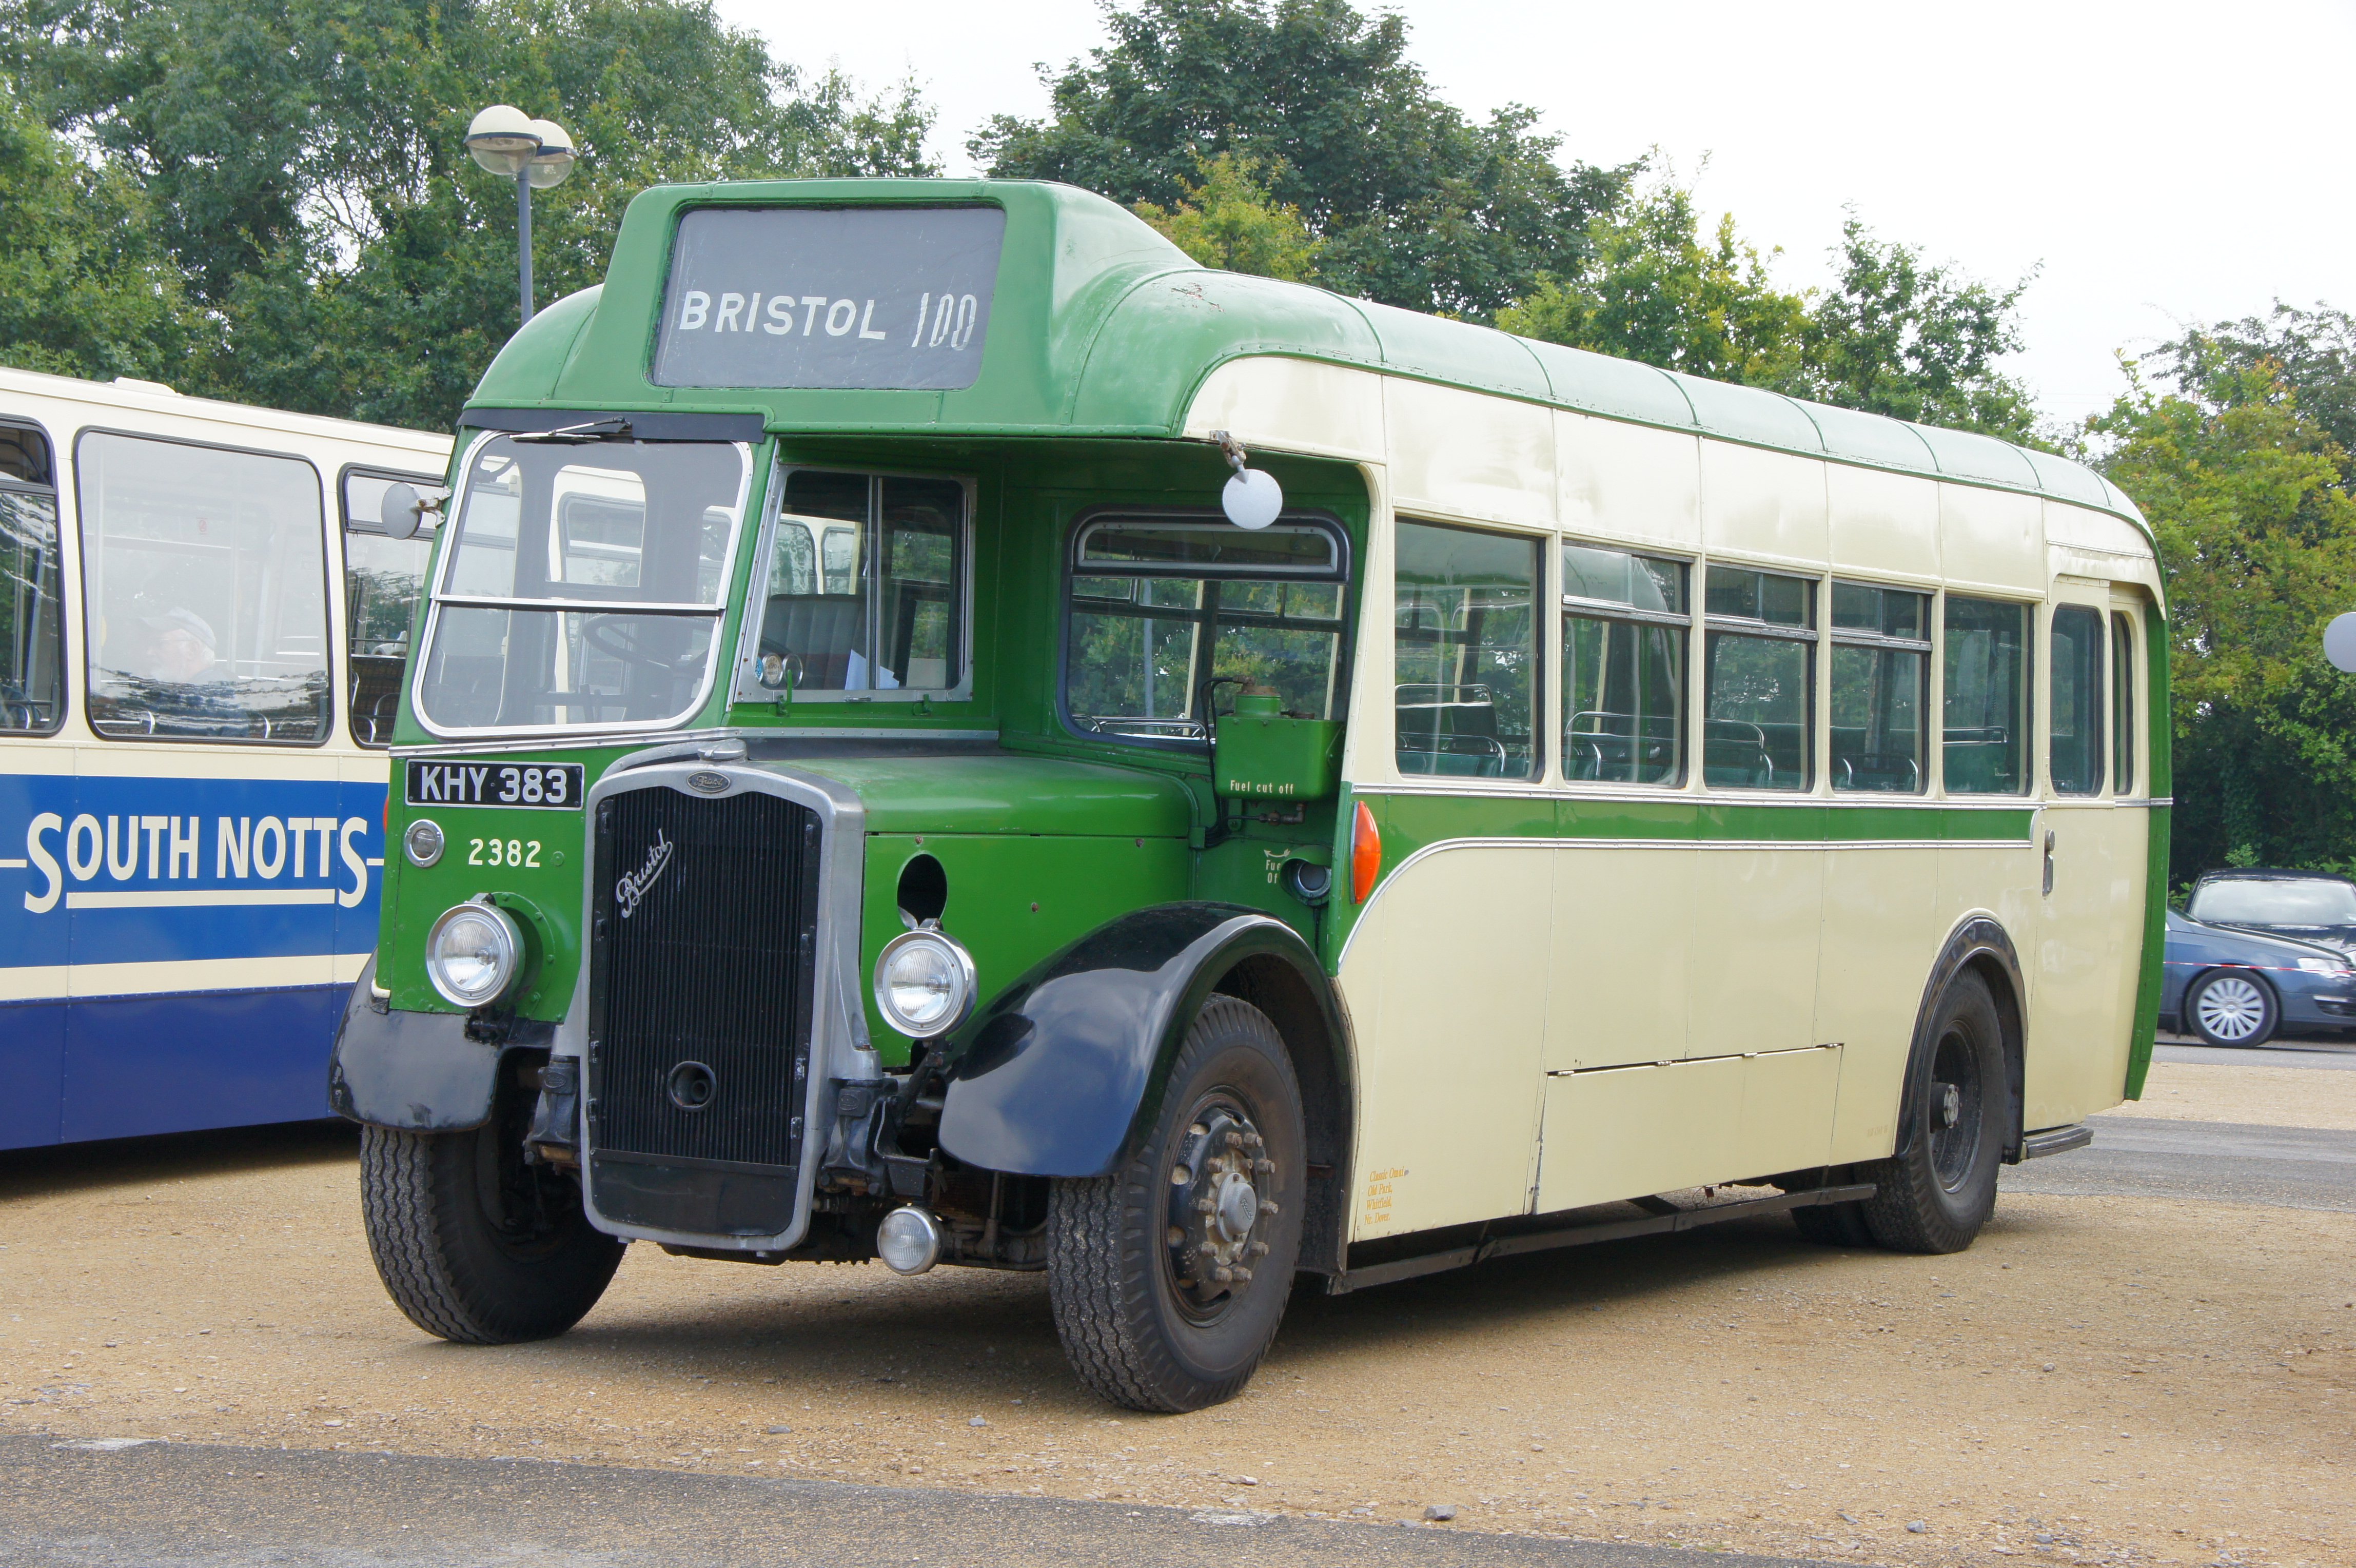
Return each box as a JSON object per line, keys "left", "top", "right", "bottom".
{"left": 587, "top": 784, "right": 820, "bottom": 1187}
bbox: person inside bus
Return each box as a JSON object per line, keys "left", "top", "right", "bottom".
{"left": 140, "top": 607, "right": 219, "bottom": 683}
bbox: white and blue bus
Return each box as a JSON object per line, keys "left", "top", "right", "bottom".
{"left": 0, "top": 367, "right": 450, "bottom": 1148}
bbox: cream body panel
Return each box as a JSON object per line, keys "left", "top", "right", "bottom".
{"left": 1180, "top": 357, "right": 1386, "bottom": 463}
{"left": 1699, "top": 440, "right": 1828, "bottom": 568}
{"left": 1384, "top": 378, "right": 1556, "bottom": 529}
{"left": 1817, "top": 846, "right": 1941, "bottom": 1161}
{"left": 1827, "top": 463, "right": 1940, "bottom": 582}
{"left": 1556, "top": 412, "right": 1700, "bottom": 552}
{"left": 1686, "top": 845, "right": 1824, "bottom": 1057}
{"left": 1938, "top": 484, "right": 2044, "bottom": 593}
{"left": 1339, "top": 842, "right": 1551, "bottom": 1239}
{"left": 2026, "top": 802, "right": 2143, "bottom": 1127}
{"left": 1534, "top": 1045, "right": 1838, "bottom": 1213}
{"left": 1545, "top": 843, "right": 1692, "bottom": 1070}
{"left": 1337, "top": 462, "right": 1397, "bottom": 785}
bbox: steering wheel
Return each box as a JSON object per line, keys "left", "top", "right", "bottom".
{"left": 583, "top": 615, "right": 705, "bottom": 674}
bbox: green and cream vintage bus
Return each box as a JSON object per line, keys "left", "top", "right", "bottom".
{"left": 332, "top": 180, "right": 2166, "bottom": 1412}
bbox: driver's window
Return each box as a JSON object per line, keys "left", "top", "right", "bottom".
{"left": 744, "top": 468, "right": 967, "bottom": 697}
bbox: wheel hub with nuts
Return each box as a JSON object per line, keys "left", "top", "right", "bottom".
{"left": 1164, "top": 1100, "right": 1279, "bottom": 1320}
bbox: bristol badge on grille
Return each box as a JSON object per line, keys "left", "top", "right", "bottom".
{"left": 406, "top": 760, "right": 586, "bottom": 809}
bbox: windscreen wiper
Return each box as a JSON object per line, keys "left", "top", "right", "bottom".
{"left": 512, "top": 418, "right": 634, "bottom": 444}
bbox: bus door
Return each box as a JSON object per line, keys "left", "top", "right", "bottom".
{"left": 0, "top": 418, "right": 69, "bottom": 1147}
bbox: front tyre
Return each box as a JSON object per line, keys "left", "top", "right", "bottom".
{"left": 2186, "top": 969, "right": 2278, "bottom": 1048}
{"left": 1046, "top": 996, "right": 1306, "bottom": 1412}
{"left": 359, "top": 1120, "right": 624, "bottom": 1345}
{"left": 1859, "top": 970, "right": 2007, "bottom": 1255}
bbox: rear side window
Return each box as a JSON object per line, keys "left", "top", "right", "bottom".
{"left": 2111, "top": 611, "right": 2136, "bottom": 795}
{"left": 1395, "top": 519, "right": 1538, "bottom": 780}
{"left": 1829, "top": 582, "right": 1930, "bottom": 793}
{"left": 1942, "top": 596, "right": 2029, "bottom": 794}
{"left": 1703, "top": 566, "right": 1816, "bottom": 791}
{"left": 2048, "top": 603, "right": 2105, "bottom": 795}
{"left": 0, "top": 422, "right": 64, "bottom": 735}
{"left": 75, "top": 430, "right": 329, "bottom": 743}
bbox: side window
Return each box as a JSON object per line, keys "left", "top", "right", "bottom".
{"left": 2049, "top": 603, "right": 2105, "bottom": 795}
{"left": 1830, "top": 582, "right": 1930, "bottom": 793}
{"left": 340, "top": 467, "right": 440, "bottom": 748}
{"left": 1066, "top": 518, "right": 1345, "bottom": 740}
{"left": 1703, "top": 566, "right": 1815, "bottom": 791}
{"left": 747, "top": 469, "right": 967, "bottom": 696}
{"left": 2111, "top": 611, "right": 2136, "bottom": 796}
{"left": 1561, "top": 542, "right": 1686, "bottom": 785}
{"left": 1942, "top": 596, "right": 2029, "bottom": 794}
{"left": 0, "top": 422, "right": 65, "bottom": 735}
{"left": 76, "top": 431, "right": 329, "bottom": 743}
{"left": 1394, "top": 519, "right": 1539, "bottom": 780}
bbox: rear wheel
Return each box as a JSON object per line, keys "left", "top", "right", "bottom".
{"left": 1856, "top": 970, "right": 2007, "bottom": 1255}
{"left": 2186, "top": 969, "right": 2278, "bottom": 1048}
{"left": 1046, "top": 996, "right": 1306, "bottom": 1412}
{"left": 359, "top": 1113, "right": 624, "bottom": 1345}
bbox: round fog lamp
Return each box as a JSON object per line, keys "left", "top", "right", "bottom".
{"left": 873, "top": 928, "right": 977, "bottom": 1038}
{"left": 425, "top": 900, "right": 524, "bottom": 1008}
{"left": 876, "top": 1206, "right": 943, "bottom": 1275}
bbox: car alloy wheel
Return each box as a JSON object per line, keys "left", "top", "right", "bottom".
{"left": 2192, "top": 972, "right": 2271, "bottom": 1045}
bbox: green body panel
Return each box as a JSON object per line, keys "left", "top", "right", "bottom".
{"left": 794, "top": 753, "right": 1192, "bottom": 838}
{"left": 2125, "top": 604, "right": 2175, "bottom": 1101}
{"left": 861, "top": 831, "right": 1192, "bottom": 1065}
{"left": 464, "top": 178, "right": 2148, "bottom": 542}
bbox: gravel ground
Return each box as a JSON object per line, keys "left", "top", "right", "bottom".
{"left": 2, "top": 1061, "right": 2350, "bottom": 1568}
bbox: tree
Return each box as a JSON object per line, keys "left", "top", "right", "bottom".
{"left": 1496, "top": 173, "right": 1809, "bottom": 388}
{"left": 4, "top": 0, "right": 937, "bottom": 428}
{"left": 972, "top": 0, "right": 1631, "bottom": 318}
{"left": 2156, "top": 303, "right": 2356, "bottom": 476}
{"left": 0, "top": 83, "right": 197, "bottom": 382}
{"left": 1133, "top": 151, "right": 1319, "bottom": 281}
{"left": 1803, "top": 217, "right": 2038, "bottom": 442}
{"left": 2084, "top": 345, "right": 2356, "bottom": 877}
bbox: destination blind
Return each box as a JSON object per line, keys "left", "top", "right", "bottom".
{"left": 652, "top": 205, "right": 1006, "bottom": 391}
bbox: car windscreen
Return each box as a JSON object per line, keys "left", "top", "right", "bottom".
{"left": 414, "top": 436, "right": 749, "bottom": 734}
{"left": 2189, "top": 878, "right": 2356, "bottom": 926}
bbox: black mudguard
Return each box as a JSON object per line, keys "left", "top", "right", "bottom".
{"left": 935, "top": 903, "right": 1347, "bottom": 1180}
{"left": 327, "top": 956, "right": 548, "bottom": 1132}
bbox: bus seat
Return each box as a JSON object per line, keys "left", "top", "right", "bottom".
{"left": 761, "top": 594, "right": 862, "bottom": 689}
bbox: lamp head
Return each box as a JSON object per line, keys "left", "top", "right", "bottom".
{"left": 464, "top": 104, "right": 539, "bottom": 177}
{"left": 525, "top": 119, "right": 576, "bottom": 189}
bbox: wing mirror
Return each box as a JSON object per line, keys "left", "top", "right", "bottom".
{"left": 379, "top": 481, "right": 448, "bottom": 541}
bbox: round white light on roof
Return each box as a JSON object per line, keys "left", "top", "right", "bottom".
{"left": 525, "top": 119, "right": 576, "bottom": 189}
{"left": 1222, "top": 467, "right": 1283, "bottom": 530}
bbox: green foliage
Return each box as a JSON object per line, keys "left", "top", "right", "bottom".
{"left": 1804, "top": 217, "right": 2038, "bottom": 442}
{"left": 1133, "top": 152, "right": 1320, "bottom": 281}
{"left": 972, "top": 0, "right": 1631, "bottom": 318}
{"left": 1497, "top": 174, "right": 1809, "bottom": 387}
{"left": 4, "top": 0, "right": 936, "bottom": 428}
{"left": 2085, "top": 348, "right": 2356, "bottom": 876}
{"left": 0, "top": 82, "right": 197, "bottom": 381}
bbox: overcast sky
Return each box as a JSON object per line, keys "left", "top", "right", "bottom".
{"left": 714, "top": 0, "right": 2356, "bottom": 429}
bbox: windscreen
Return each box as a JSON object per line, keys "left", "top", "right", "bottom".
{"left": 652, "top": 206, "right": 1006, "bottom": 390}
{"left": 414, "top": 436, "right": 748, "bottom": 734}
{"left": 2190, "top": 879, "right": 2356, "bottom": 926}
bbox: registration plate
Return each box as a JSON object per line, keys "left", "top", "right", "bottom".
{"left": 405, "top": 760, "right": 585, "bottom": 810}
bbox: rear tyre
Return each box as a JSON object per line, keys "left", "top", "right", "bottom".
{"left": 2186, "top": 969, "right": 2278, "bottom": 1048}
{"left": 359, "top": 1117, "right": 624, "bottom": 1345}
{"left": 1046, "top": 996, "right": 1306, "bottom": 1412}
{"left": 1859, "top": 971, "right": 2007, "bottom": 1255}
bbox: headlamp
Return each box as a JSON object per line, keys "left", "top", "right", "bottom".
{"left": 424, "top": 899, "right": 525, "bottom": 1008}
{"left": 873, "top": 926, "right": 977, "bottom": 1038}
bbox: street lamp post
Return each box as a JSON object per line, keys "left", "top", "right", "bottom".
{"left": 464, "top": 105, "right": 577, "bottom": 325}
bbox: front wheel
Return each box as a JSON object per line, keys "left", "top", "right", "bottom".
{"left": 1857, "top": 970, "right": 2008, "bottom": 1255}
{"left": 2186, "top": 969, "right": 2278, "bottom": 1048}
{"left": 359, "top": 1119, "right": 624, "bottom": 1344}
{"left": 1046, "top": 996, "right": 1307, "bottom": 1412}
